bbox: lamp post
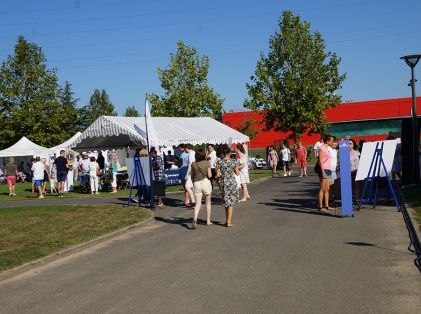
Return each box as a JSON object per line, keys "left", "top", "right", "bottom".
{"left": 401, "top": 54, "right": 421, "bottom": 184}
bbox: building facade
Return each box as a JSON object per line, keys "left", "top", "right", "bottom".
{"left": 222, "top": 96, "right": 421, "bottom": 148}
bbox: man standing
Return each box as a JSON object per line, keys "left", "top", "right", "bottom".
{"left": 54, "top": 150, "right": 69, "bottom": 197}
{"left": 31, "top": 156, "right": 45, "bottom": 198}
{"left": 78, "top": 154, "right": 91, "bottom": 192}
{"left": 4, "top": 157, "right": 18, "bottom": 196}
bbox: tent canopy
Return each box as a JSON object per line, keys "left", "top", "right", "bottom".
{"left": 73, "top": 116, "right": 249, "bottom": 149}
{"left": 0, "top": 136, "right": 51, "bottom": 158}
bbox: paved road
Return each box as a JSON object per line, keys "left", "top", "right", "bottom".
{"left": 1, "top": 174, "right": 420, "bottom": 313}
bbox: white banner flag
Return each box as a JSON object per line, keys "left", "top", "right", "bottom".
{"left": 145, "top": 99, "right": 159, "bottom": 148}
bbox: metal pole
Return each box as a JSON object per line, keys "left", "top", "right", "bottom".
{"left": 410, "top": 66, "right": 420, "bottom": 184}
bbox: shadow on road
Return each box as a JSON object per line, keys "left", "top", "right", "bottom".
{"left": 345, "top": 241, "right": 413, "bottom": 255}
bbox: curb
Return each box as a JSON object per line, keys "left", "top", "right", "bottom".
{"left": 0, "top": 209, "right": 155, "bottom": 282}
{"left": 405, "top": 204, "right": 421, "bottom": 244}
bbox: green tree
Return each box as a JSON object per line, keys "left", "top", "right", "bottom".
{"left": 58, "top": 81, "right": 79, "bottom": 134}
{"left": 78, "top": 89, "right": 116, "bottom": 129}
{"left": 0, "top": 36, "right": 73, "bottom": 148}
{"left": 124, "top": 105, "right": 140, "bottom": 117}
{"left": 236, "top": 118, "right": 259, "bottom": 140}
{"left": 147, "top": 41, "right": 223, "bottom": 118}
{"left": 245, "top": 11, "right": 346, "bottom": 140}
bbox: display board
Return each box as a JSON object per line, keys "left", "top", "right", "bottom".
{"left": 355, "top": 140, "right": 397, "bottom": 181}
{"left": 125, "top": 157, "right": 152, "bottom": 186}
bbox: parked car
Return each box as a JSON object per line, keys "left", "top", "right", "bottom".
{"left": 248, "top": 156, "right": 267, "bottom": 169}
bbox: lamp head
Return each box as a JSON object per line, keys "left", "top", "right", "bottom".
{"left": 401, "top": 54, "right": 421, "bottom": 68}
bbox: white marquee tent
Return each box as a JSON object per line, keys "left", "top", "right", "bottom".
{"left": 72, "top": 116, "right": 249, "bottom": 149}
{"left": 0, "top": 136, "right": 51, "bottom": 158}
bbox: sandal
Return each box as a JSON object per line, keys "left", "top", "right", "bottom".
{"left": 191, "top": 220, "right": 197, "bottom": 230}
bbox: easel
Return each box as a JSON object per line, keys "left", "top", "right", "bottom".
{"left": 127, "top": 156, "right": 148, "bottom": 207}
{"left": 358, "top": 142, "right": 400, "bottom": 211}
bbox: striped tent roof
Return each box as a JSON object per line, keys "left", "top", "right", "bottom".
{"left": 73, "top": 116, "right": 249, "bottom": 149}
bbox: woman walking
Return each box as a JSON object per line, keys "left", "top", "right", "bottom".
{"left": 236, "top": 143, "right": 250, "bottom": 201}
{"left": 41, "top": 158, "right": 50, "bottom": 195}
{"left": 317, "top": 135, "right": 334, "bottom": 211}
{"left": 216, "top": 144, "right": 240, "bottom": 227}
{"left": 295, "top": 142, "right": 307, "bottom": 177}
{"left": 191, "top": 149, "right": 213, "bottom": 229}
{"left": 4, "top": 157, "right": 18, "bottom": 196}
{"left": 268, "top": 146, "right": 279, "bottom": 177}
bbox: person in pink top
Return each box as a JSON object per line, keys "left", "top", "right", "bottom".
{"left": 268, "top": 145, "right": 279, "bottom": 177}
{"left": 317, "top": 135, "right": 334, "bottom": 211}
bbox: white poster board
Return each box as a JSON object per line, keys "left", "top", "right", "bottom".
{"left": 355, "top": 140, "right": 397, "bottom": 181}
{"left": 125, "top": 157, "right": 152, "bottom": 186}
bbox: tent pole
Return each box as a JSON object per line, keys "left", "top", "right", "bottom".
{"left": 144, "top": 99, "right": 155, "bottom": 210}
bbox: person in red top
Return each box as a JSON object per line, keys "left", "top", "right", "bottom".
{"left": 295, "top": 142, "right": 307, "bottom": 177}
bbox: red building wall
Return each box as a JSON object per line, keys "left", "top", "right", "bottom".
{"left": 222, "top": 96, "right": 421, "bottom": 148}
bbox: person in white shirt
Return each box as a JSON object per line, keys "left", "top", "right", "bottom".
{"left": 72, "top": 156, "right": 80, "bottom": 182}
{"left": 78, "top": 154, "right": 91, "bottom": 192}
{"left": 281, "top": 143, "right": 291, "bottom": 176}
{"left": 31, "top": 156, "right": 45, "bottom": 198}
{"left": 314, "top": 139, "right": 324, "bottom": 158}
{"left": 327, "top": 138, "right": 338, "bottom": 205}
{"left": 88, "top": 156, "right": 100, "bottom": 194}
{"left": 184, "top": 144, "right": 196, "bottom": 207}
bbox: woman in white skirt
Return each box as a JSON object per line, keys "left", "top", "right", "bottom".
{"left": 236, "top": 143, "right": 250, "bottom": 202}
{"left": 191, "top": 149, "right": 213, "bottom": 230}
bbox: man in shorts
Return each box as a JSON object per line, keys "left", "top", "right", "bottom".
{"left": 31, "top": 156, "right": 45, "bottom": 198}
{"left": 54, "top": 150, "right": 69, "bottom": 197}
{"left": 4, "top": 157, "right": 18, "bottom": 196}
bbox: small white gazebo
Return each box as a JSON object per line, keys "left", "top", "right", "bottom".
{"left": 0, "top": 136, "right": 51, "bottom": 158}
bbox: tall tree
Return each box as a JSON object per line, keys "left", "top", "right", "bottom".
{"left": 236, "top": 118, "right": 259, "bottom": 140}
{"left": 0, "top": 36, "right": 72, "bottom": 148}
{"left": 245, "top": 11, "right": 346, "bottom": 140}
{"left": 58, "top": 81, "right": 79, "bottom": 134}
{"left": 78, "top": 89, "right": 116, "bottom": 129}
{"left": 124, "top": 105, "right": 140, "bottom": 117}
{"left": 146, "top": 41, "right": 223, "bottom": 118}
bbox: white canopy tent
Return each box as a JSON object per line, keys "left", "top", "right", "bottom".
{"left": 0, "top": 136, "right": 51, "bottom": 158}
{"left": 72, "top": 116, "right": 249, "bottom": 149}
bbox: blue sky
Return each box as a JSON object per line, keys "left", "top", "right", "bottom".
{"left": 1, "top": 0, "right": 421, "bottom": 115}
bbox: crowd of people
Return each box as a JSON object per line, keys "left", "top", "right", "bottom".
{"left": 2, "top": 136, "right": 402, "bottom": 220}
{"left": 175, "top": 143, "right": 249, "bottom": 229}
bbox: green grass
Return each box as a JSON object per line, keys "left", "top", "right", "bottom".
{"left": 401, "top": 186, "right": 421, "bottom": 232}
{"left": 0, "top": 204, "right": 151, "bottom": 272}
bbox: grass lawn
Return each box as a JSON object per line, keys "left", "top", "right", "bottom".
{"left": 401, "top": 186, "right": 421, "bottom": 233}
{"left": 0, "top": 204, "right": 151, "bottom": 272}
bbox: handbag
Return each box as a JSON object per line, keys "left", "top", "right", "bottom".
{"left": 234, "top": 173, "right": 241, "bottom": 189}
{"left": 314, "top": 161, "right": 321, "bottom": 174}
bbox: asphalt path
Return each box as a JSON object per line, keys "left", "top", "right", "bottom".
{"left": 1, "top": 174, "right": 420, "bottom": 313}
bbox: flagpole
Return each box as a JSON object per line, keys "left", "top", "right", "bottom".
{"left": 144, "top": 99, "right": 155, "bottom": 209}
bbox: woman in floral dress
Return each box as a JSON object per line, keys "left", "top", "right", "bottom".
{"left": 216, "top": 144, "right": 240, "bottom": 227}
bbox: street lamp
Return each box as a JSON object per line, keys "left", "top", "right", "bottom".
{"left": 401, "top": 54, "right": 421, "bottom": 184}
